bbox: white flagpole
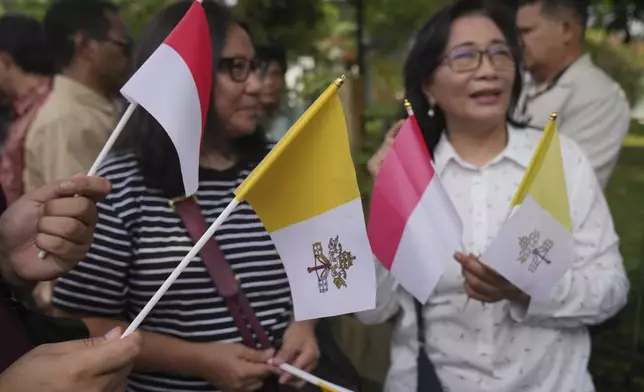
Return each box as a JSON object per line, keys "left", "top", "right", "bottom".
{"left": 121, "top": 198, "right": 240, "bottom": 338}
{"left": 37, "top": 102, "right": 138, "bottom": 259}
{"left": 276, "top": 363, "right": 353, "bottom": 392}
{"left": 87, "top": 102, "right": 138, "bottom": 176}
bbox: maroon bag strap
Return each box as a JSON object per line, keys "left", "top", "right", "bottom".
{"left": 172, "top": 197, "right": 273, "bottom": 349}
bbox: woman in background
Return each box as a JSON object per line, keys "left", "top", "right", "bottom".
{"left": 360, "top": 1, "right": 628, "bottom": 391}
{"left": 51, "top": 1, "right": 318, "bottom": 391}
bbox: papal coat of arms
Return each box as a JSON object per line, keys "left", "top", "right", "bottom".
{"left": 307, "top": 235, "right": 356, "bottom": 293}
{"left": 517, "top": 230, "right": 554, "bottom": 273}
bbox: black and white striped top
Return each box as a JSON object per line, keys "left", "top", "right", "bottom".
{"left": 52, "top": 152, "right": 292, "bottom": 392}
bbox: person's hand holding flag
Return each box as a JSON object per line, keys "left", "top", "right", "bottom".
{"left": 455, "top": 252, "right": 529, "bottom": 306}
{"left": 272, "top": 320, "right": 320, "bottom": 388}
{"left": 0, "top": 175, "right": 111, "bottom": 287}
{"left": 0, "top": 327, "right": 141, "bottom": 392}
{"left": 192, "top": 343, "right": 275, "bottom": 392}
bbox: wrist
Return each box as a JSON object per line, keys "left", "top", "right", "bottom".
{"left": 291, "top": 319, "right": 318, "bottom": 331}
{"left": 191, "top": 342, "right": 223, "bottom": 379}
{"left": 509, "top": 292, "right": 530, "bottom": 308}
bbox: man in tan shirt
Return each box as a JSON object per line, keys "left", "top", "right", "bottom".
{"left": 24, "top": 0, "right": 132, "bottom": 192}
{"left": 25, "top": 0, "right": 131, "bottom": 310}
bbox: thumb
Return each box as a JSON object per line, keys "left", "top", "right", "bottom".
{"left": 22, "top": 178, "right": 80, "bottom": 204}
{"left": 73, "top": 328, "right": 142, "bottom": 376}
{"left": 237, "top": 345, "right": 275, "bottom": 364}
{"left": 24, "top": 175, "right": 111, "bottom": 204}
{"left": 273, "top": 342, "right": 296, "bottom": 365}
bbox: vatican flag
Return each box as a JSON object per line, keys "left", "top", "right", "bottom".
{"left": 235, "top": 76, "right": 376, "bottom": 321}
{"left": 482, "top": 113, "right": 575, "bottom": 299}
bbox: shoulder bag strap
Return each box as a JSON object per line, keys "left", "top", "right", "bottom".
{"left": 415, "top": 299, "right": 443, "bottom": 392}
{"left": 172, "top": 197, "right": 273, "bottom": 349}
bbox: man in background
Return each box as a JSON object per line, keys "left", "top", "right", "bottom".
{"left": 0, "top": 15, "right": 54, "bottom": 205}
{"left": 256, "top": 44, "right": 301, "bottom": 142}
{"left": 24, "top": 0, "right": 132, "bottom": 310}
{"left": 24, "top": 0, "right": 132, "bottom": 192}
{"left": 517, "top": 0, "right": 631, "bottom": 189}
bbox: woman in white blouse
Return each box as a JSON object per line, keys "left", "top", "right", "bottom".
{"left": 359, "top": 1, "right": 629, "bottom": 391}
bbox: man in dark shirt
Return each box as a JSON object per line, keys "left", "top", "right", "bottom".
{"left": 0, "top": 175, "right": 142, "bottom": 391}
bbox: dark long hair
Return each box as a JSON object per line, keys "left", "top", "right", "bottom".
{"left": 404, "top": 0, "right": 524, "bottom": 155}
{"left": 115, "top": 0, "right": 266, "bottom": 198}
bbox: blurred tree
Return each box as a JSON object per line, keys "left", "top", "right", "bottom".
{"left": 0, "top": 0, "right": 173, "bottom": 38}
{"left": 236, "top": 0, "right": 331, "bottom": 56}
{"left": 593, "top": 0, "right": 644, "bottom": 43}
{"left": 363, "top": 0, "right": 450, "bottom": 55}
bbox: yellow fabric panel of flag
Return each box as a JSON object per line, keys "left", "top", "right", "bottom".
{"left": 510, "top": 113, "right": 572, "bottom": 232}
{"left": 234, "top": 79, "right": 360, "bottom": 233}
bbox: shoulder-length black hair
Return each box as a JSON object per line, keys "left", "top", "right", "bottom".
{"left": 404, "top": 0, "right": 523, "bottom": 155}
{"left": 115, "top": 0, "right": 266, "bottom": 198}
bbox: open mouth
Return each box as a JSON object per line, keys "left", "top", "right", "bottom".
{"left": 470, "top": 88, "right": 502, "bottom": 99}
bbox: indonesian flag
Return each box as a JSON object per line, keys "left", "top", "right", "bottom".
{"left": 367, "top": 113, "right": 462, "bottom": 303}
{"left": 120, "top": 1, "right": 212, "bottom": 196}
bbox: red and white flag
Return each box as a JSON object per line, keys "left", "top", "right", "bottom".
{"left": 120, "top": 1, "right": 212, "bottom": 196}
{"left": 367, "top": 114, "right": 462, "bottom": 303}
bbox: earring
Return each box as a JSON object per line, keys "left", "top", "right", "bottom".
{"left": 428, "top": 107, "right": 435, "bottom": 117}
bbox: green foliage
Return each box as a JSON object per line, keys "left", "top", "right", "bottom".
{"left": 364, "top": 0, "right": 449, "bottom": 55}
{"left": 0, "top": 0, "right": 174, "bottom": 38}
{"left": 114, "top": 0, "right": 175, "bottom": 39}
{"left": 237, "top": 0, "right": 330, "bottom": 56}
{"left": 357, "top": 101, "right": 400, "bottom": 213}
{"left": 569, "top": 121, "right": 644, "bottom": 389}
{"left": 586, "top": 29, "right": 644, "bottom": 105}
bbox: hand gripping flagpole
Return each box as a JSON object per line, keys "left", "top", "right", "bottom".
{"left": 37, "top": 102, "right": 139, "bottom": 259}
{"left": 275, "top": 362, "right": 353, "bottom": 392}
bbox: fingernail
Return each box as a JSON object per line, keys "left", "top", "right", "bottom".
{"left": 104, "top": 327, "right": 122, "bottom": 340}
{"left": 264, "top": 348, "right": 276, "bottom": 359}
{"left": 60, "top": 180, "right": 75, "bottom": 191}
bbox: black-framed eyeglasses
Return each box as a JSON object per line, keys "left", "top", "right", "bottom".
{"left": 218, "top": 57, "right": 260, "bottom": 83}
{"left": 442, "top": 42, "right": 515, "bottom": 73}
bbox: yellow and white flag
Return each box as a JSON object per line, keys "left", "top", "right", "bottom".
{"left": 235, "top": 76, "right": 376, "bottom": 321}
{"left": 482, "top": 113, "right": 574, "bottom": 299}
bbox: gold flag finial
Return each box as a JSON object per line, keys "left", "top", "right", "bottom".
{"left": 334, "top": 75, "right": 347, "bottom": 87}
{"left": 550, "top": 112, "right": 558, "bottom": 121}
{"left": 403, "top": 99, "right": 414, "bottom": 117}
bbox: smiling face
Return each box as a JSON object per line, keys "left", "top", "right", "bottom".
{"left": 213, "top": 24, "right": 262, "bottom": 139}
{"left": 424, "top": 13, "right": 516, "bottom": 129}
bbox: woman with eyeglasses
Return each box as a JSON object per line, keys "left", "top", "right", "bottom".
{"left": 50, "top": 2, "right": 318, "bottom": 392}
{"left": 360, "top": 1, "right": 627, "bottom": 391}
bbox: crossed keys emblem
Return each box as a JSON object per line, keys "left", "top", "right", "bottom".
{"left": 307, "top": 236, "right": 355, "bottom": 293}
{"left": 517, "top": 230, "right": 554, "bottom": 273}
